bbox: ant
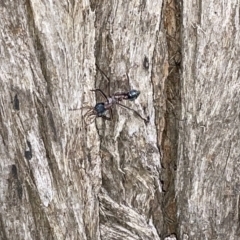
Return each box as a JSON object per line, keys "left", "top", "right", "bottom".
{"left": 83, "top": 88, "right": 149, "bottom": 124}
{"left": 70, "top": 65, "right": 149, "bottom": 124}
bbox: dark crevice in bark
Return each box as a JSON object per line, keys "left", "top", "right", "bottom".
{"left": 24, "top": 140, "right": 32, "bottom": 160}
{"left": 161, "top": 0, "right": 182, "bottom": 238}
{"left": 10, "top": 164, "right": 23, "bottom": 200}
{"left": 13, "top": 94, "right": 20, "bottom": 110}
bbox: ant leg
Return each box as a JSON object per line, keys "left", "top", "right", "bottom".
{"left": 96, "top": 64, "right": 111, "bottom": 83}
{"left": 84, "top": 108, "right": 112, "bottom": 122}
{"left": 97, "top": 109, "right": 112, "bottom": 121}
{"left": 85, "top": 112, "right": 111, "bottom": 124}
{"left": 100, "top": 115, "right": 111, "bottom": 121}
{"left": 90, "top": 89, "right": 108, "bottom": 101}
{"left": 126, "top": 72, "right": 130, "bottom": 85}
{"left": 95, "top": 64, "right": 111, "bottom": 97}
{"left": 116, "top": 102, "right": 149, "bottom": 123}
{"left": 84, "top": 110, "right": 97, "bottom": 124}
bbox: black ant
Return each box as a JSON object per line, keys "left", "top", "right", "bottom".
{"left": 83, "top": 88, "right": 149, "bottom": 124}
{"left": 70, "top": 66, "right": 149, "bottom": 124}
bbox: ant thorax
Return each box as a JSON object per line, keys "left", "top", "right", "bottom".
{"left": 107, "top": 97, "right": 117, "bottom": 104}
{"left": 107, "top": 97, "right": 113, "bottom": 104}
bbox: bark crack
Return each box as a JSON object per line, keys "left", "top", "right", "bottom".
{"left": 161, "top": 0, "right": 182, "bottom": 237}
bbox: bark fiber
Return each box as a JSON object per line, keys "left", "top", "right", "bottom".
{"left": 0, "top": 0, "right": 239, "bottom": 240}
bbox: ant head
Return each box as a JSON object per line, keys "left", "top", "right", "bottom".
{"left": 128, "top": 90, "right": 140, "bottom": 101}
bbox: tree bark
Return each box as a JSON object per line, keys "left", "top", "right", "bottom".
{"left": 1, "top": 0, "right": 164, "bottom": 239}
{"left": 177, "top": 0, "right": 240, "bottom": 239}
{"left": 1, "top": 0, "right": 239, "bottom": 240}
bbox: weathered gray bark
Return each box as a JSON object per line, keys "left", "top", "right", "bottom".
{"left": 177, "top": 0, "right": 240, "bottom": 239}
{"left": 0, "top": 0, "right": 165, "bottom": 240}
{"left": 1, "top": 0, "right": 239, "bottom": 239}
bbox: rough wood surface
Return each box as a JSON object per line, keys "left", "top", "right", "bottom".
{"left": 1, "top": 0, "right": 239, "bottom": 239}
{"left": 177, "top": 0, "right": 240, "bottom": 239}
{"left": 0, "top": 0, "right": 166, "bottom": 239}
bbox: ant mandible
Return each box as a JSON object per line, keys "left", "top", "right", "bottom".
{"left": 70, "top": 65, "right": 149, "bottom": 124}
